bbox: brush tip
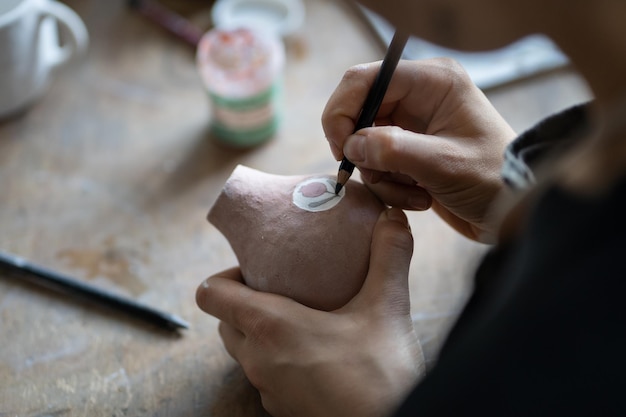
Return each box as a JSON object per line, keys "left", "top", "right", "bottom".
{"left": 168, "top": 314, "right": 190, "bottom": 330}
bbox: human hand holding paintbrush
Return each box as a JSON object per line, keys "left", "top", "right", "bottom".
{"left": 323, "top": 57, "right": 516, "bottom": 243}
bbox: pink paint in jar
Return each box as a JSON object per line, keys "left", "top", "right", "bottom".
{"left": 196, "top": 27, "right": 285, "bottom": 147}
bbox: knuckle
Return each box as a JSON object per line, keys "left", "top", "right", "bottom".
{"left": 342, "top": 62, "right": 372, "bottom": 82}
{"left": 431, "top": 57, "right": 467, "bottom": 77}
{"left": 237, "top": 318, "right": 286, "bottom": 392}
{"left": 427, "top": 57, "right": 474, "bottom": 89}
{"left": 435, "top": 140, "right": 463, "bottom": 166}
{"left": 243, "top": 307, "right": 284, "bottom": 343}
{"left": 373, "top": 126, "right": 407, "bottom": 170}
{"left": 342, "top": 63, "right": 379, "bottom": 100}
{"left": 431, "top": 56, "right": 462, "bottom": 71}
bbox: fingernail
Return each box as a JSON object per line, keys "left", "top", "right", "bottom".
{"left": 408, "top": 195, "right": 430, "bottom": 210}
{"left": 201, "top": 279, "right": 210, "bottom": 289}
{"left": 344, "top": 134, "right": 365, "bottom": 162}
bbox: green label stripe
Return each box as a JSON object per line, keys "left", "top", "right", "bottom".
{"left": 209, "top": 84, "right": 281, "bottom": 111}
{"left": 212, "top": 116, "right": 280, "bottom": 147}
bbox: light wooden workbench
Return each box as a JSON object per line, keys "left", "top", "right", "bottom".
{"left": 0, "top": 1, "right": 591, "bottom": 415}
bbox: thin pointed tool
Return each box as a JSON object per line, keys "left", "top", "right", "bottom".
{"left": 0, "top": 250, "right": 189, "bottom": 331}
{"left": 335, "top": 30, "right": 409, "bottom": 194}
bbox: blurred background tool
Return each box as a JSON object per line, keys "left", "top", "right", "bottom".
{"left": 355, "top": 5, "right": 569, "bottom": 90}
{"left": 0, "top": 250, "right": 189, "bottom": 331}
{"left": 128, "top": 0, "right": 206, "bottom": 45}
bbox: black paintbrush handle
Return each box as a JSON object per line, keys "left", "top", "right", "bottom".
{"left": 0, "top": 250, "right": 189, "bottom": 330}
{"left": 354, "top": 30, "right": 409, "bottom": 132}
{"left": 336, "top": 30, "right": 409, "bottom": 189}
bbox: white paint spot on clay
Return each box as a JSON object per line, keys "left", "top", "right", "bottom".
{"left": 293, "top": 176, "right": 345, "bottom": 212}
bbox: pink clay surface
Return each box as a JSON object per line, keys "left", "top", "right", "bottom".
{"left": 208, "top": 165, "right": 385, "bottom": 310}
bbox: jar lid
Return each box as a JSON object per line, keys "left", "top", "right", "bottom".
{"left": 211, "top": 0, "right": 305, "bottom": 38}
{"left": 196, "top": 27, "right": 285, "bottom": 97}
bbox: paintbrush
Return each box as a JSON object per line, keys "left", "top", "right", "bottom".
{"left": 0, "top": 250, "right": 189, "bottom": 331}
{"left": 334, "top": 30, "right": 409, "bottom": 194}
{"left": 128, "top": 0, "right": 205, "bottom": 46}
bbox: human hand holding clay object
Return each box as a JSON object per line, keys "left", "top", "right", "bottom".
{"left": 208, "top": 164, "right": 386, "bottom": 311}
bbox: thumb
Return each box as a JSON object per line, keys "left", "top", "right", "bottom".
{"left": 343, "top": 126, "right": 441, "bottom": 183}
{"left": 353, "top": 208, "right": 414, "bottom": 315}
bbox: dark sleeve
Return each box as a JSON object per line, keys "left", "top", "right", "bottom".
{"left": 393, "top": 177, "right": 626, "bottom": 416}
{"left": 501, "top": 103, "right": 591, "bottom": 190}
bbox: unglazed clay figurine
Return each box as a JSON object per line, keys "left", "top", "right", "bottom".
{"left": 208, "top": 164, "right": 386, "bottom": 311}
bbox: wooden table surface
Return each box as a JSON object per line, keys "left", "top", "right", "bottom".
{"left": 0, "top": 1, "right": 591, "bottom": 416}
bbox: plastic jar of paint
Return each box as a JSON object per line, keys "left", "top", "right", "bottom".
{"left": 196, "top": 27, "right": 285, "bottom": 147}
